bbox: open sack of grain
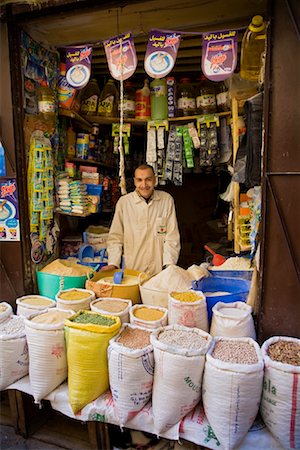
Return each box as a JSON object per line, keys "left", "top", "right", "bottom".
{"left": 260, "top": 336, "right": 300, "bottom": 450}
{"left": 168, "top": 290, "right": 208, "bottom": 332}
{"left": 0, "top": 315, "right": 28, "bottom": 390}
{"left": 25, "top": 308, "right": 74, "bottom": 403}
{"left": 150, "top": 325, "right": 212, "bottom": 435}
{"left": 108, "top": 324, "right": 154, "bottom": 426}
{"left": 202, "top": 337, "right": 264, "bottom": 450}
{"left": 91, "top": 298, "right": 132, "bottom": 323}
{"left": 130, "top": 304, "right": 168, "bottom": 330}
{"left": 65, "top": 310, "right": 121, "bottom": 414}
{"left": 0, "top": 302, "right": 13, "bottom": 323}
{"left": 210, "top": 301, "right": 256, "bottom": 339}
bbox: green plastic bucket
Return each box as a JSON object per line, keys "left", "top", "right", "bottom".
{"left": 36, "top": 270, "right": 88, "bottom": 300}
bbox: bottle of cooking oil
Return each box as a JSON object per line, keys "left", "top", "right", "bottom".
{"left": 79, "top": 78, "right": 100, "bottom": 116}
{"left": 38, "top": 81, "right": 55, "bottom": 119}
{"left": 240, "top": 15, "right": 266, "bottom": 82}
{"left": 97, "top": 79, "right": 118, "bottom": 117}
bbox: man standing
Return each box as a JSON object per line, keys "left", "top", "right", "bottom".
{"left": 102, "top": 164, "right": 180, "bottom": 275}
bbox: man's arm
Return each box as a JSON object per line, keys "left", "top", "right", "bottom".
{"left": 162, "top": 196, "right": 181, "bottom": 266}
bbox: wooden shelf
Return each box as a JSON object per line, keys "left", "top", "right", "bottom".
{"left": 55, "top": 209, "right": 92, "bottom": 218}
{"left": 58, "top": 108, "right": 92, "bottom": 131}
{"left": 87, "top": 116, "right": 147, "bottom": 126}
{"left": 66, "top": 158, "right": 116, "bottom": 170}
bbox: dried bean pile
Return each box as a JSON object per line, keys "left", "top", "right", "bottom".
{"left": 117, "top": 327, "right": 151, "bottom": 349}
{"left": 212, "top": 340, "right": 258, "bottom": 364}
{"left": 268, "top": 340, "right": 300, "bottom": 366}
{"left": 0, "top": 316, "right": 25, "bottom": 336}
{"left": 72, "top": 312, "right": 116, "bottom": 326}
{"left": 158, "top": 329, "right": 207, "bottom": 351}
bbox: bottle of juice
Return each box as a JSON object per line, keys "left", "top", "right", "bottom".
{"left": 240, "top": 15, "right": 266, "bottom": 82}
{"left": 150, "top": 78, "right": 168, "bottom": 120}
{"left": 135, "top": 79, "right": 151, "bottom": 119}
{"left": 98, "top": 79, "right": 118, "bottom": 117}
{"left": 38, "top": 81, "right": 55, "bottom": 119}
{"left": 80, "top": 78, "right": 100, "bottom": 116}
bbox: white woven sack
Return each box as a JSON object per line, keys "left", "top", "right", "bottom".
{"left": 150, "top": 325, "right": 212, "bottom": 435}
{"left": 260, "top": 336, "right": 300, "bottom": 450}
{"left": 202, "top": 337, "right": 264, "bottom": 450}
{"left": 130, "top": 305, "right": 168, "bottom": 330}
{"left": 108, "top": 324, "right": 154, "bottom": 426}
{"left": 168, "top": 290, "right": 208, "bottom": 331}
{"left": 16, "top": 295, "right": 55, "bottom": 317}
{"left": 24, "top": 309, "right": 73, "bottom": 403}
{"left": 91, "top": 298, "right": 132, "bottom": 323}
{"left": 56, "top": 288, "right": 95, "bottom": 312}
{"left": 0, "top": 302, "right": 13, "bottom": 323}
{"left": 210, "top": 301, "right": 256, "bottom": 339}
{"left": 0, "top": 316, "right": 28, "bottom": 390}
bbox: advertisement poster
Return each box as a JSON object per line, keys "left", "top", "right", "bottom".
{"left": 66, "top": 46, "right": 92, "bottom": 88}
{"left": 0, "top": 178, "right": 20, "bottom": 242}
{"left": 202, "top": 30, "right": 238, "bottom": 81}
{"left": 104, "top": 32, "right": 137, "bottom": 81}
{"left": 144, "top": 30, "right": 181, "bottom": 78}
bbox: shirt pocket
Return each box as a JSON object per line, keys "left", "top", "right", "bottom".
{"left": 155, "top": 216, "right": 167, "bottom": 236}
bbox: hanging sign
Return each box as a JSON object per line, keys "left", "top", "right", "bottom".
{"left": 0, "top": 178, "right": 20, "bottom": 242}
{"left": 144, "top": 30, "right": 181, "bottom": 78}
{"left": 104, "top": 32, "right": 137, "bottom": 81}
{"left": 202, "top": 30, "right": 238, "bottom": 81}
{"left": 65, "top": 46, "right": 92, "bottom": 89}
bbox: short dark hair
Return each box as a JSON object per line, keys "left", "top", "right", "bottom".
{"left": 134, "top": 164, "right": 155, "bottom": 176}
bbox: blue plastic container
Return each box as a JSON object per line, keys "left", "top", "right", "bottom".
{"left": 192, "top": 276, "right": 251, "bottom": 323}
{"left": 208, "top": 270, "right": 253, "bottom": 281}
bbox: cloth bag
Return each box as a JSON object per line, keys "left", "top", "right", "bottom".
{"left": 168, "top": 290, "right": 208, "bottom": 331}
{"left": 260, "top": 336, "right": 300, "bottom": 450}
{"left": 210, "top": 301, "right": 256, "bottom": 339}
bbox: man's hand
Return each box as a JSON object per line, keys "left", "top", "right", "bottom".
{"left": 101, "top": 264, "right": 118, "bottom": 272}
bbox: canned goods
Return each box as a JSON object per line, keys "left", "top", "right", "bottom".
{"left": 76, "top": 133, "right": 89, "bottom": 159}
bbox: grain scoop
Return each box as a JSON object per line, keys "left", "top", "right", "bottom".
{"left": 113, "top": 256, "right": 124, "bottom": 284}
{"left": 204, "top": 245, "right": 226, "bottom": 266}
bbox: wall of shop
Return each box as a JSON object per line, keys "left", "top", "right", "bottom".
{"left": 258, "top": 0, "right": 300, "bottom": 341}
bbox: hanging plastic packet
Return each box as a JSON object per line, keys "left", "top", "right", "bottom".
{"left": 182, "top": 125, "right": 194, "bottom": 168}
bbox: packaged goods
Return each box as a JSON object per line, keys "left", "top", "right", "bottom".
{"left": 91, "top": 298, "right": 132, "bottom": 323}
{"left": 130, "top": 305, "right": 168, "bottom": 330}
{"left": 240, "top": 15, "right": 266, "bottom": 82}
{"left": 196, "top": 75, "right": 217, "bottom": 114}
{"left": 108, "top": 324, "right": 154, "bottom": 425}
{"left": 38, "top": 81, "right": 55, "bottom": 119}
{"left": 210, "top": 301, "right": 256, "bottom": 339}
{"left": 97, "top": 79, "right": 118, "bottom": 117}
{"left": 0, "top": 302, "right": 13, "bottom": 323}
{"left": 58, "top": 63, "right": 76, "bottom": 110}
{"left": 168, "top": 290, "right": 208, "bottom": 331}
{"left": 79, "top": 78, "right": 100, "bottom": 115}
{"left": 16, "top": 295, "right": 55, "bottom": 317}
{"left": 119, "top": 80, "right": 136, "bottom": 118}
{"left": 202, "top": 337, "right": 264, "bottom": 450}
{"left": 0, "top": 315, "right": 28, "bottom": 390}
{"left": 176, "top": 78, "right": 196, "bottom": 116}
{"left": 56, "top": 288, "right": 95, "bottom": 312}
{"left": 151, "top": 325, "right": 212, "bottom": 435}
{"left": 150, "top": 78, "right": 168, "bottom": 120}
{"left": 25, "top": 308, "right": 74, "bottom": 403}
{"left": 65, "top": 310, "right": 121, "bottom": 414}
{"left": 135, "top": 79, "right": 151, "bottom": 119}
{"left": 261, "top": 336, "right": 300, "bottom": 450}
{"left": 216, "top": 81, "right": 230, "bottom": 112}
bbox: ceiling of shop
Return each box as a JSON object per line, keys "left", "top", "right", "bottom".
{"left": 15, "top": 0, "right": 267, "bottom": 76}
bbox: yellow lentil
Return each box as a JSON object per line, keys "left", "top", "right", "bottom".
{"left": 171, "top": 291, "right": 201, "bottom": 303}
{"left": 133, "top": 307, "right": 164, "bottom": 321}
{"left": 59, "top": 290, "right": 91, "bottom": 301}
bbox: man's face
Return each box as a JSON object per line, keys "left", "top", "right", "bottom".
{"left": 134, "top": 168, "right": 156, "bottom": 199}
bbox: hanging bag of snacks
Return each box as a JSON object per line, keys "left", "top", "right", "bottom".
{"left": 108, "top": 324, "right": 154, "bottom": 426}
{"left": 25, "top": 308, "right": 74, "bottom": 404}
{"left": 65, "top": 310, "right": 121, "bottom": 414}
{"left": 260, "top": 336, "right": 300, "bottom": 450}
{"left": 150, "top": 325, "right": 212, "bottom": 435}
{"left": 202, "top": 337, "right": 264, "bottom": 450}
{"left": 168, "top": 290, "right": 208, "bottom": 331}
{"left": 0, "top": 315, "right": 28, "bottom": 390}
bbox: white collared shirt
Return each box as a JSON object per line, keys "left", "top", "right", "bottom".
{"left": 107, "top": 190, "right": 180, "bottom": 276}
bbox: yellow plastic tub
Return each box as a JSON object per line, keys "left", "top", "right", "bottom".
{"left": 89, "top": 269, "right": 142, "bottom": 304}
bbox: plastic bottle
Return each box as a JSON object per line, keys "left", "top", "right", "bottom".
{"left": 58, "top": 63, "right": 77, "bottom": 110}
{"left": 150, "top": 78, "right": 168, "bottom": 120}
{"left": 118, "top": 80, "right": 136, "bottom": 118}
{"left": 196, "top": 75, "right": 217, "bottom": 115}
{"left": 97, "top": 79, "right": 118, "bottom": 118}
{"left": 216, "top": 81, "right": 230, "bottom": 112}
{"left": 176, "top": 78, "right": 196, "bottom": 116}
{"left": 240, "top": 15, "right": 266, "bottom": 82}
{"left": 80, "top": 78, "right": 100, "bottom": 116}
{"left": 135, "top": 79, "right": 151, "bottom": 119}
{"left": 67, "top": 126, "right": 76, "bottom": 158}
{"left": 38, "top": 81, "right": 55, "bottom": 119}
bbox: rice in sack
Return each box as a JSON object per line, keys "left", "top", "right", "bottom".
{"left": 65, "top": 310, "right": 121, "bottom": 414}
{"left": 108, "top": 324, "right": 154, "bottom": 426}
{"left": 150, "top": 325, "right": 212, "bottom": 435}
{"left": 210, "top": 301, "right": 256, "bottom": 339}
{"left": 202, "top": 337, "right": 264, "bottom": 450}
{"left": 0, "top": 315, "right": 28, "bottom": 390}
{"left": 25, "top": 308, "right": 74, "bottom": 403}
{"left": 260, "top": 336, "right": 300, "bottom": 450}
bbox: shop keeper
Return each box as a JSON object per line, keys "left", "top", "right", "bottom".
{"left": 103, "top": 164, "right": 180, "bottom": 276}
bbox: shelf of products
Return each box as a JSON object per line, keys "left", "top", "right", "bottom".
{"left": 66, "top": 158, "right": 116, "bottom": 170}
{"left": 58, "top": 108, "right": 92, "bottom": 132}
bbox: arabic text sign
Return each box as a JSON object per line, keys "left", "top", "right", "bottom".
{"left": 202, "top": 30, "right": 238, "bottom": 81}
{"left": 104, "top": 32, "right": 137, "bottom": 81}
{"left": 145, "top": 30, "right": 181, "bottom": 78}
